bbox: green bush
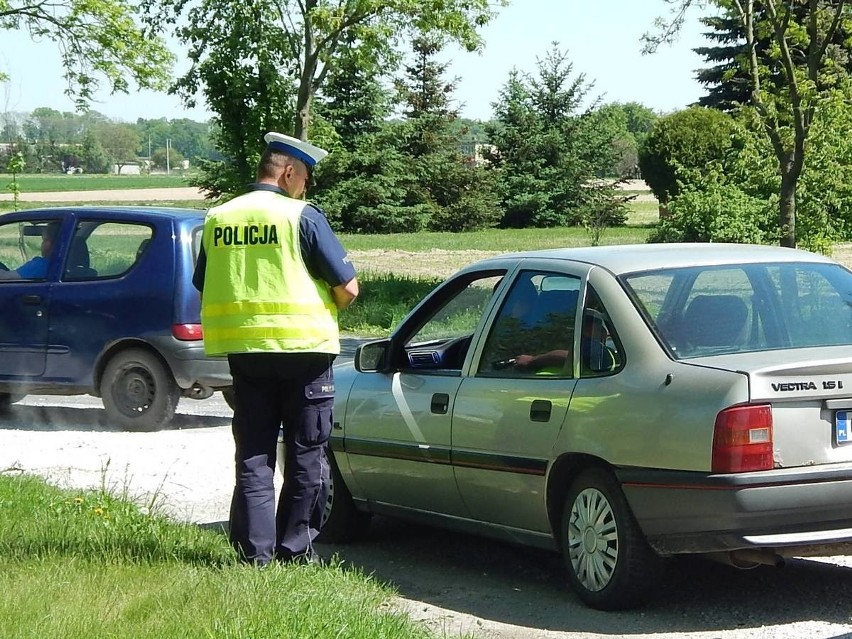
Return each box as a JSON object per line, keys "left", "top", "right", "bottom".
{"left": 638, "top": 107, "right": 738, "bottom": 204}
{"left": 649, "top": 178, "right": 777, "bottom": 244}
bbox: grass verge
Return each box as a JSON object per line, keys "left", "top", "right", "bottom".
{"left": 0, "top": 474, "right": 439, "bottom": 639}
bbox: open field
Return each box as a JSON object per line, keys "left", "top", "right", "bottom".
{"left": 0, "top": 174, "right": 191, "bottom": 192}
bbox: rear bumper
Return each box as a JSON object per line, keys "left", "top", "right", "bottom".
{"left": 148, "top": 336, "right": 232, "bottom": 389}
{"left": 618, "top": 464, "right": 852, "bottom": 555}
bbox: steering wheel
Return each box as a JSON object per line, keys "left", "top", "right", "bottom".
{"left": 0, "top": 261, "right": 8, "bottom": 271}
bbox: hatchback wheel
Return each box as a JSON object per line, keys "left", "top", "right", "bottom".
{"left": 100, "top": 348, "right": 180, "bottom": 431}
{"left": 561, "top": 467, "right": 659, "bottom": 610}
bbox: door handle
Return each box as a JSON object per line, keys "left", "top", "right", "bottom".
{"left": 21, "top": 295, "right": 42, "bottom": 305}
{"left": 431, "top": 393, "right": 450, "bottom": 415}
{"left": 530, "top": 399, "right": 552, "bottom": 422}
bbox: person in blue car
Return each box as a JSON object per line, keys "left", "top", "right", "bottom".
{"left": 0, "top": 221, "right": 60, "bottom": 281}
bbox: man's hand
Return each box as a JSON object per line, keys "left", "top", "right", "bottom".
{"left": 332, "top": 277, "right": 359, "bottom": 310}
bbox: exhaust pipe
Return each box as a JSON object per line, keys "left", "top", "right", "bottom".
{"left": 184, "top": 384, "right": 214, "bottom": 400}
{"left": 704, "top": 549, "right": 785, "bottom": 569}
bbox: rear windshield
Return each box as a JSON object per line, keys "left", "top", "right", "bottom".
{"left": 622, "top": 262, "right": 852, "bottom": 359}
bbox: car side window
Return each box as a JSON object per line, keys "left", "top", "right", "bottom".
{"left": 580, "top": 287, "right": 624, "bottom": 377}
{"left": 402, "top": 273, "right": 505, "bottom": 371}
{"left": 65, "top": 222, "right": 154, "bottom": 281}
{"left": 0, "top": 219, "right": 61, "bottom": 281}
{"left": 478, "top": 271, "right": 580, "bottom": 378}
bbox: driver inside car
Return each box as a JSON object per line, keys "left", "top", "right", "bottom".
{"left": 0, "top": 221, "right": 60, "bottom": 281}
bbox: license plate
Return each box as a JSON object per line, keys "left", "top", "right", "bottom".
{"left": 837, "top": 411, "right": 851, "bottom": 445}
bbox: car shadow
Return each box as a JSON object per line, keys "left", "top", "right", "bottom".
{"left": 302, "top": 516, "right": 852, "bottom": 635}
{"left": 0, "top": 403, "right": 230, "bottom": 432}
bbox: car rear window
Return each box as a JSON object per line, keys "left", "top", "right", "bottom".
{"left": 622, "top": 262, "right": 852, "bottom": 358}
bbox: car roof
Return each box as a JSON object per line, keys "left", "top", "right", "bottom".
{"left": 473, "top": 243, "right": 838, "bottom": 276}
{"left": 9, "top": 206, "right": 205, "bottom": 222}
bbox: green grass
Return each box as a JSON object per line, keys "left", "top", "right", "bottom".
{"left": 340, "top": 273, "right": 443, "bottom": 336}
{"left": 1, "top": 174, "right": 191, "bottom": 192}
{"left": 0, "top": 475, "right": 440, "bottom": 639}
{"left": 340, "top": 224, "right": 653, "bottom": 252}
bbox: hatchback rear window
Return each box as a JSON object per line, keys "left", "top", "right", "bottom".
{"left": 622, "top": 262, "right": 852, "bottom": 358}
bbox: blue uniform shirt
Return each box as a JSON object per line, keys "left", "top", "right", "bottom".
{"left": 16, "top": 256, "right": 49, "bottom": 279}
{"left": 192, "top": 184, "right": 355, "bottom": 292}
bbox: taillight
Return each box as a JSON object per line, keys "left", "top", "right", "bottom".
{"left": 173, "top": 323, "right": 203, "bottom": 341}
{"left": 712, "top": 405, "right": 773, "bottom": 473}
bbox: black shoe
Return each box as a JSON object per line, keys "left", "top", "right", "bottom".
{"left": 277, "top": 550, "right": 323, "bottom": 566}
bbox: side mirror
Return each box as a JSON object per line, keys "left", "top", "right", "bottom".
{"left": 355, "top": 338, "right": 391, "bottom": 372}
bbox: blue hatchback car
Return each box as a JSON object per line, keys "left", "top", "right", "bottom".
{"left": 0, "top": 206, "right": 232, "bottom": 430}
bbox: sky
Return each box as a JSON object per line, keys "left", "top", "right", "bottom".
{"left": 0, "top": 0, "right": 715, "bottom": 123}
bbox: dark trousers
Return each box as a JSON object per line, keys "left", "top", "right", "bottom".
{"left": 227, "top": 352, "right": 335, "bottom": 564}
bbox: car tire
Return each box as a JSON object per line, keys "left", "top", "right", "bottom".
{"left": 561, "top": 467, "right": 660, "bottom": 610}
{"left": 277, "top": 437, "right": 371, "bottom": 543}
{"left": 100, "top": 348, "right": 180, "bottom": 432}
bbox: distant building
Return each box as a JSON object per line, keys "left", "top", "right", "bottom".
{"left": 460, "top": 142, "right": 497, "bottom": 167}
{"left": 112, "top": 163, "right": 142, "bottom": 175}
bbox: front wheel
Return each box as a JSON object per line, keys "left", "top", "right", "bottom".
{"left": 100, "top": 348, "right": 180, "bottom": 431}
{"left": 561, "top": 467, "right": 660, "bottom": 610}
{"left": 277, "top": 436, "right": 371, "bottom": 543}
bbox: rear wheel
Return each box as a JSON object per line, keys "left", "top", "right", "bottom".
{"left": 100, "top": 348, "right": 180, "bottom": 431}
{"left": 561, "top": 467, "right": 660, "bottom": 610}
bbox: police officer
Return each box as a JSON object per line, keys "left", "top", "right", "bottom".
{"left": 192, "top": 132, "right": 358, "bottom": 566}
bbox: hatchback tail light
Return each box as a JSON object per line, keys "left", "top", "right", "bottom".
{"left": 712, "top": 404, "right": 773, "bottom": 473}
{"left": 173, "top": 323, "right": 203, "bottom": 341}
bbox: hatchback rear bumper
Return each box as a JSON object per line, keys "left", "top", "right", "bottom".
{"left": 618, "top": 464, "right": 852, "bottom": 555}
{"left": 149, "top": 336, "right": 232, "bottom": 390}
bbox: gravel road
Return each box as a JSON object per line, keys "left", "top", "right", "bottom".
{"left": 3, "top": 394, "right": 852, "bottom": 639}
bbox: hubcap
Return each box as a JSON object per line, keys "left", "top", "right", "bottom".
{"left": 116, "top": 366, "right": 155, "bottom": 414}
{"left": 568, "top": 487, "right": 619, "bottom": 592}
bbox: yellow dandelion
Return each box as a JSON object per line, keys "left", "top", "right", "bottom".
{"left": 73, "top": 497, "right": 84, "bottom": 505}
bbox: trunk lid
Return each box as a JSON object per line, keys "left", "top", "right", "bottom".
{"left": 686, "top": 347, "right": 852, "bottom": 467}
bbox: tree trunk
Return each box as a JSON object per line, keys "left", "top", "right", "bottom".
{"left": 778, "top": 174, "right": 796, "bottom": 248}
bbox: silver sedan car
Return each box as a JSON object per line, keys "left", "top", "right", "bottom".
{"left": 316, "top": 243, "right": 852, "bottom": 610}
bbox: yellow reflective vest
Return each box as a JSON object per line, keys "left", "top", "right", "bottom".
{"left": 199, "top": 190, "right": 339, "bottom": 356}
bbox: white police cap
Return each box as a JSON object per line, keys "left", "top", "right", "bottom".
{"left": 263, "top": 131, "right": 328, "bottom": 168}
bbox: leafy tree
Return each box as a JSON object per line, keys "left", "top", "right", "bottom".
{"left": 695, "top": 6, "right": 852, "bottom": 111}
{"left": 80, "top": 130, "right": 109, "bottom": 173}
{"left": 395, "top": 34, "right": 500, "bottom": 232}
{"left": 95, "top": 123, "right": 140, "bottom": 173}
{"left": 143, "top": 0, "right": 505, "bottom": 200}
{"left": 317, "top": 33, "right": 391, "bottom": 144}
{"left": 150, "top": 146, "right": 185, "bottom": 171}
{"left": 487, "top": 45, "right": 627, "bottom": 230}
{"left": 1, "top": 0, "right": 174, "bottom": 110}
{"left": 315, "top": 32, "right": 499, "bottom": 234}
{"left": 646, "top": 0, "right": 852, "bottom": 248}
{"left": 638, "top": 106, "right": 737, "bottom": 205}
{"left": 648, "top": 96, "right": 852, "bottom": 253}
{"left": 589, "top": 103, "right": 657, "bottom": 178}
{"left": 5, "top": 150, "right": 25, "bottom": 210}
